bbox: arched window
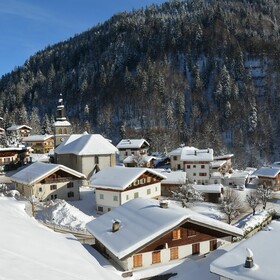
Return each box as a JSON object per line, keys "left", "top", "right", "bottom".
{"left": 58, "top": 128, "right": 62, "bottom": 134}
{"left": 63, "top": 128, "right": 67, "bottom": 134}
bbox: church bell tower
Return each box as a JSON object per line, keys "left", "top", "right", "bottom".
{"left": 53, "top": 94, "right": 71, "bottom": 147}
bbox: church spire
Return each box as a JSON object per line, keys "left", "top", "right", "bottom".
{"left": 53, "top": 94, "right": 72, "bottom": 148}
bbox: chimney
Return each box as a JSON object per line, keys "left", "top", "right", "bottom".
{"left": 244, "top": 248, "right": 254, "bottom": 268}
{"left": 159, "top": 199, "right": 169, "bottom": 208}
{"left": 112, "top": 219, "right": 121, "bottom": 232}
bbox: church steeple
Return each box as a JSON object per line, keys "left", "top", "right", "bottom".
{"left": 53, "top": 94, "right": 71, "bottom": 147}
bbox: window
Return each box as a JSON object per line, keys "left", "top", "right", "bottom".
{"left": 63, "top": 128, "right": 67, "bottom": 134}
{"left": 152, "top": 251, "right": 161, "bottom": 264}
{"left": 147, "top": 188, "right": 151, "bottom": 195}
{"left": 4, "top": 158, "right": 10, "bottom": 163}
{"left": 58, "top": 128, "right": 62, "bottom": 134}
{"left": 147, "top": 177, "right": 151, "bottom": 183}
{"left": 187, "top": 229, "right": 197, "bottom": 237}
{"left": 95, "top": 156, "right": 99, "bottom": 164}
{"left": 126, "top": 194, "right": 129, "bottom": 200}
{"left": 113, "top": 195, "right": 118, "bottom": 201}
{"left": 51, "top": 194, "right": 57, "bottom": 200}
{"left": 186, "top": 165, "right": 191, "bottom": 169}
{"left": 201, "top": 165, "right": 205, "bottom": 169}
{"left": 67, "top": 191, "right": 74, "bottom": 198}
{"left": 192, "top": 243, "right": 200, "bottom": 255}
{"left": 50, "top": 185, "right": 57, "bottom": 190}
{"left": 172, "top": 228, "right": 181, "bottom": 240}
{"left": 99, "top": 194, "right": 104, "bottom": 200}
{"left": 170, "top": 247, "right": 179, "bottom": 260}
{"left": 193, "top": 165, "right": 196, "bottom": 168}
{"left": 210, "top": 240, "right": 217, "bottom": 251}
{"left": 199, "top": 173, "right": 207, "bottom": 176}
{"left": 193, "top": 173, "right": 196, "bottom": 177}
{"left": 173, "top": 156, "right": 177, "bottom": 161}
{"left": 134, "top": 192, "right": 139, "bottom": 198}
{"left": 67, "top": 182, "right": 74, "bottom": 188}
{"left": 98, "top": 206, "right": 103, "bottom": 212}
{"left": 133, "top": 254, "right": 142, "bottom": 268}
{"left": 39, "top": 187, "right": 42, "bottom": 192}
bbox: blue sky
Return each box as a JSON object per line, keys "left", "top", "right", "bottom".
{"left": 0, "top": 0, "right": 168, "bottom": 77}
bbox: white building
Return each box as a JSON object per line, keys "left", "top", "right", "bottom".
{"left": 90, "top": 166, "right": 166, "bottom": 214}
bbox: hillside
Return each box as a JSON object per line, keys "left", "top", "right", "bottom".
{"left": 1, "top": 0, "right": 280, "bottom": 167}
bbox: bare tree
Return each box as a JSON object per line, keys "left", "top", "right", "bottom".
{"left": 257, "top": 185, "right": 272, "bottom": 210}
{"left": 246, "top": 190, "right": 260, "bottom": 215}
{"left": 171, "top": 182, "right": 204, "bottom": 208}
{"left": 221, "top": 187, "right": 243, "bottom": 224}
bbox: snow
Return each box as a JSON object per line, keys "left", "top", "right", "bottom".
{"left": 89, "top": 166, "right": 166, "bottom": 190}
{"left": 210, "top": 220, "right": 280, "bottom": 280}
{"left": 180, "top": 146, "right": 214, "bottom": 161}
{"left": 23, "top": 134, "right": 53, "bottom": 141}
{"left": 159, "top": 169, "right": 187, "bottom": 184}
{"left": 54, "top": 133, "right": 118, "bottom": 155}
{"left": 193, "top": 184, "right": 223, "bottom": 194}
{"left": 0, "top": 196, "right": 121, "bottom": 280}
{"left": 36, "top": 199, "right": 94, "bottom": 231}
{"left": 253, "top": 166, "right": 280, "bottom": 177}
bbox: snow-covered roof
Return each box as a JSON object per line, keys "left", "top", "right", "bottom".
{"left": 226, "top": 170, "right": 249, "bottom": 179}
{"left": 0, "top": 197, "right": 121, "bottom": 280}
{"left": 180, "top": 146, "right": 214, "bottom": 162}
{"left": 210, "top": 220, "right": 280, "bottom": 280}
{"left": 54, "top": 134, "right": 118, "bottom": 155}
{"left": 168, "top": 147, "right": 183, "bottom": 156}
{"left": 23, "top": 134, "right": 53, "bottom": 142}
{"left": 193, "top": 184, "right": 223, "bottom": 194}
{"left": 270, "top": 162, "right": 280, "bottom": 169}
{"left": 123, "top": 155, "right": 155, "bottom": 164}
{"left": 89, "top": 166, "right": 166, "bottom": 190}
{"left": 211, "top": 160, "right": 227, "bottom": 168}
{"left": 214, "top": 154, "right": 234, "bottom": 160}
{"left": 10, "top": 162, "right": 86, "bottom": 185}
{"left": 6, "top": 124, "right": 32, "bottom": 131}
{"left": 52, "top": 120, "right": 71, "bottom": 127}
{"left": 159, "top": 169, "right": 187, "bottom": 185}
{"left": 211, "top": 172, "right": 222, "bottom": 178}
{"left": 116, "top": 138, "right": 149, "bottom": 149}
{"left": 253, "top": 167, "right": 280, "bottom": 178}
{"left": 86, "top": 198, "right": 243, "bottom": 259}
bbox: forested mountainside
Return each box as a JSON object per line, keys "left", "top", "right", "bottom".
{"left": 1, "top": 0, "right": 280, "bottom": 167}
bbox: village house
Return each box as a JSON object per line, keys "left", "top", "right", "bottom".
{"left": 117, "top": 139, "right": 150, "bottom": 162}
{"left": 86, "top": 198, "right": 243, "bottom": 272}
{"left": 6, "top": 124, "right": 32, "bottom": 139}
{"left": 23, "top": 134, "right": 54, "bottom": 154}
{"left": 10, "top": 161, "right": 86, "bottom": 201}
{"left": 253, "top": 167, "right": 280, "bottom": 191}
{"left": 0, "top": 146, "right": 32, "bottom": 171}
{"left": 210, "top": 220, "right": 280, "bottom": 280}
{"left": 123, "top": 155, "right": 156, "bottom": 168}
{"left": 54, "top": 133, "right": 118, "bottom": 180}
{"left": 158, "top": 169, "right": 187, "bottom": 197}
{"left": 213, "top": 154, "right": 234, "bottom": 174}
{"left": 89, "top": 166, "right": 166, "bottom": 214}
{"left": 193, "top": 184, "right": 224, "bottom": 203}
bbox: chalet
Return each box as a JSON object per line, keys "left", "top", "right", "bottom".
{"left": 10, "top": 161, "right": 86, "bottom": 201}
{"left": 168, "top": 146, "right": 184, "bottom": 170}
{"left": 210, "top": 220, "right": 280, "bottom": 280}
{"left": 253, "top": 167, "right": 280, "bottom": 191}
{"left": 223, "top": 170, "right": 249, "bottom": 188}
{"left": 6, "top": 125, "right": 32, "bottom": 138}
{"left": 0, "top": 146, "right": 32, "bottom": 171}
{"left": 23, "top": 134, "right": 54, "bottom": 154}
{"left": 158, "top": 169, "right": 187, "bottom": 197}
{"left": 89, "top": 166, "right": 166, "bottom": 214}
{"left": 123, "top": 155, "right": 155, "bottom": 168}
{"left": 213, "top": 154, "right": 234, "bottom": 174}
{"left": 54, "top": 133, "right": 118, "bottom": 180}
{"left": 117, "top": 139, "right": 150, "bottom": 162}
{"left": 86, "top": 198, "right": 243, "bottom": 272}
